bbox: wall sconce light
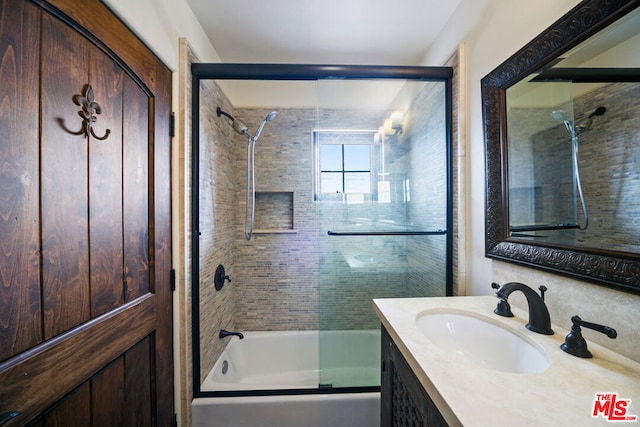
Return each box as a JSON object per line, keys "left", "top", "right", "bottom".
{"left": 375, "top": 111, "right": 404, "bottom": 144}
{"left": 383, "top": 119, "right": 395, "bottom": 136}
{"left": 390, "top": 110, "right": 404, "bottom": 134}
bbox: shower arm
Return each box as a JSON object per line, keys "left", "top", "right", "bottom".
{"left": 216, "top": 106, "right": 234, "bottom": 122}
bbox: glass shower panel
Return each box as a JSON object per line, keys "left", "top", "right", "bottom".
{"left": 506, "top": 80, "right": 577, "bottom": 240}
{"left": 314, "top": 79, "right": 449, "bottom": 389}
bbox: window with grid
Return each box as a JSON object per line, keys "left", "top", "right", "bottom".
{"left": 319, "top": 143, "right": 371, "bottom": 194}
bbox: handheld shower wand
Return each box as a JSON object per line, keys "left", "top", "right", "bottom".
{"left": 550, "top": 106, "right": 606, "bottom": 231}
{"left": 244, "top": 111, "right": 278, "bottom": 240}
{"left": 216, "top": 107, "right": 278, "bottom": 240}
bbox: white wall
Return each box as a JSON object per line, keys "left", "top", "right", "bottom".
{"left": 102, "top": 0, "right": 220, "bottom": 68}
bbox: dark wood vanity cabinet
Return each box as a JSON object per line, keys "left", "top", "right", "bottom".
{"left": 381, "top": 327, "right": 449, "bottom": 427}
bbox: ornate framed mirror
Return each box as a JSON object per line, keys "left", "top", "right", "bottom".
{"left": 482, "top": 0, "right": 640, "bottom": 291}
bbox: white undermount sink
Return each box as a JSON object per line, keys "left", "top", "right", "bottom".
{"left": 416, "top": 310, "right": 550, "bottom": 374}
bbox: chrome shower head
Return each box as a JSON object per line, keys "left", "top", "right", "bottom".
{"left": 253, "top": 111, "right": 278, "bottom": 142}
{"left": 217, "top": 107, "right": 249, "bottom": 136}
{"left": 265, "top": 111, "right": 278, "bottom": 122}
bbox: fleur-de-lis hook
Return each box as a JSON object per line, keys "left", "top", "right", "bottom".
{"left": 68, "top": 84, "right": 111, "bottom": 140}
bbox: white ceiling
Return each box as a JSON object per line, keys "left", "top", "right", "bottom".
{"left": 186, "top": 0, "right": 462, "bottom": 65}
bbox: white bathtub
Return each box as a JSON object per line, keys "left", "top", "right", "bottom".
{"left": 193, "top": 330, "right": 381, "bottom": 427}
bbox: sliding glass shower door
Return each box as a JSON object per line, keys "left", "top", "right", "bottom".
{"left": 314, "top": 78, "right": 451, "bottom": 389}
{"left": 191, "top": 64, "right": 451, "bottom": 397}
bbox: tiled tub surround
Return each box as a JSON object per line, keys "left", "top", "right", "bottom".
{"left": 195, "top": 78, "right": 451, "bottom": 389}
{"left": 231, "top": 80, "right": 449, "bottom": 333}
{"left": 374, "top": 296, "right": 640, "bottom": 426}
{"left": 197, "top": 78, "right": 238, "bottom": 381}
{"left": 231, "top": 107, "right": 321, "bottom": 332}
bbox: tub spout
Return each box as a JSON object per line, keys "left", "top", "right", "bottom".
{"left": 219, "top": 329, "right": 244, "bottom": 340}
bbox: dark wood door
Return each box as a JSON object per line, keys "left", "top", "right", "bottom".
{"left": 0, "top": 0, "right": 173, "bottom": 425}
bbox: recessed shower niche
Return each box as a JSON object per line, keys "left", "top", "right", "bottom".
{"left": 253, "top": 191, "right": 295, "bottom": 233}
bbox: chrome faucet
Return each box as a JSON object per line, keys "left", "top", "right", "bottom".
{"left": 492, "top": 282, "right": 554, "bottom": 335}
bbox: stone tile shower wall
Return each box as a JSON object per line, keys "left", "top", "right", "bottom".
{"left": 197, "top": 80, "right": 237, "bottom": 381}
{"left": 405, "top": 81, "right": 448, "bottom": 298}
{"left": 232, "top": 108, "right": 321, "bottom": 331}
{"left": 507, "top": 82, "right": 639, "bottom": 252}
{"left": 572, "top": 82, "right": 639, "bottom": 253}
{"left": 232, "top": 95, "right": 450, "bottom": 331}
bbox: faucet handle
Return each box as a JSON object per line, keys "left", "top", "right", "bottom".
{"left": 494, "top": 298, "right": 514, "bottom": 317}
{"left": 538, "top": 285, "right": 547, "bottom": 301}
{"left": 491, "top": 283, "right": 514, "bottom": 317}
{"left": 560, "top": 315, "right": 617, "bottom": 358}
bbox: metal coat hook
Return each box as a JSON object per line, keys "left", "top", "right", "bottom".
{"left": 62, "top": 84, "right": 111, "bottom": 140}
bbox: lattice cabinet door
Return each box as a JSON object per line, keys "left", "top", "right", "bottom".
{"left": 381, "top": 327, "right": 448, "bottom": 427}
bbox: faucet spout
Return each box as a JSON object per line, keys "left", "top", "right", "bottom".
{"left": 219, "top": 329, "right": 244, "bottom": 340}
{"left": 495, "top": 282, "right": 554, "bottom": 335}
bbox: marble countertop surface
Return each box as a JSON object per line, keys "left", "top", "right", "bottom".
{"left": 373, "top": 296, "right": 640, "bottom": 426}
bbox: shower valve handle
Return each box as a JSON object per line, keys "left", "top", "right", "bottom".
{"left": 214, "top": 264, "right": 231, "bottom": 291}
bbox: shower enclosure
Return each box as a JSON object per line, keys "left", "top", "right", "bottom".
{"left": 191, "top": 64, "right": 452, "bottom": 398}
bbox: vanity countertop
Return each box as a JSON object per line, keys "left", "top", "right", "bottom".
{"left": 373, "top": 296, "right": 640, "bottom": 426}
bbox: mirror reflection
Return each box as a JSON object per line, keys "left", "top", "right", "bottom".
{"left": 505, "top": 6, "right": 640, "bottom": 254}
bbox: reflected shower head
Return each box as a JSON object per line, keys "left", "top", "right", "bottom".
{"left": 575, "top": 106, "right": 606, "bottom": 135}
{"left": 217, "top": 107, "right": 249, "bottom": 136}
{"left": 589, "top": 106, "right": 607, "bottom": 118}
{"left": 550, "top": 110, "right": 567, "bottom": 121}
{"left": 551, "top": 109, "right": 573, "bottom": 135}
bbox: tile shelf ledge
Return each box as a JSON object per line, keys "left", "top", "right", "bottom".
{"left": 252, "top": 229, "right": 298, "bottom": 234}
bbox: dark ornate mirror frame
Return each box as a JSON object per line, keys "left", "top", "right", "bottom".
{"left": 482, "top": 0, "right": 640, "bottom": 292}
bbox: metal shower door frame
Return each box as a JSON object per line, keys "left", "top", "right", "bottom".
{"left": 190, "top": 63, "right": 454, "bottom": 398}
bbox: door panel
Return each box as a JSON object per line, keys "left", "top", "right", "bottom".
{"left": 40, "top": 11, "right": 90, "bottom": 340}
{"left": 0, "top": 0, "right": 42, "bottom": 361}
{"left": 0, "top": 0, "right": 173, "bottom": 425}
{"left": 89, "top": 44, "right": 125, "bottom": 318}
{"left": 123, "top": 75, "right": 151, "bottom": 303}
{"left": 91, "top": 356, "right": 125, "bottom": 427}
{"left": 1, "top": 295, "right": 156, "bottom": 422}
{"left": 25, "top": 336, "right": 154, "bottom": 427}
{"left": 123, "top": 337, "right": 153, "bottom": 426}
{"left": 42, "top": 383, "right": 92, "bottom": 427}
